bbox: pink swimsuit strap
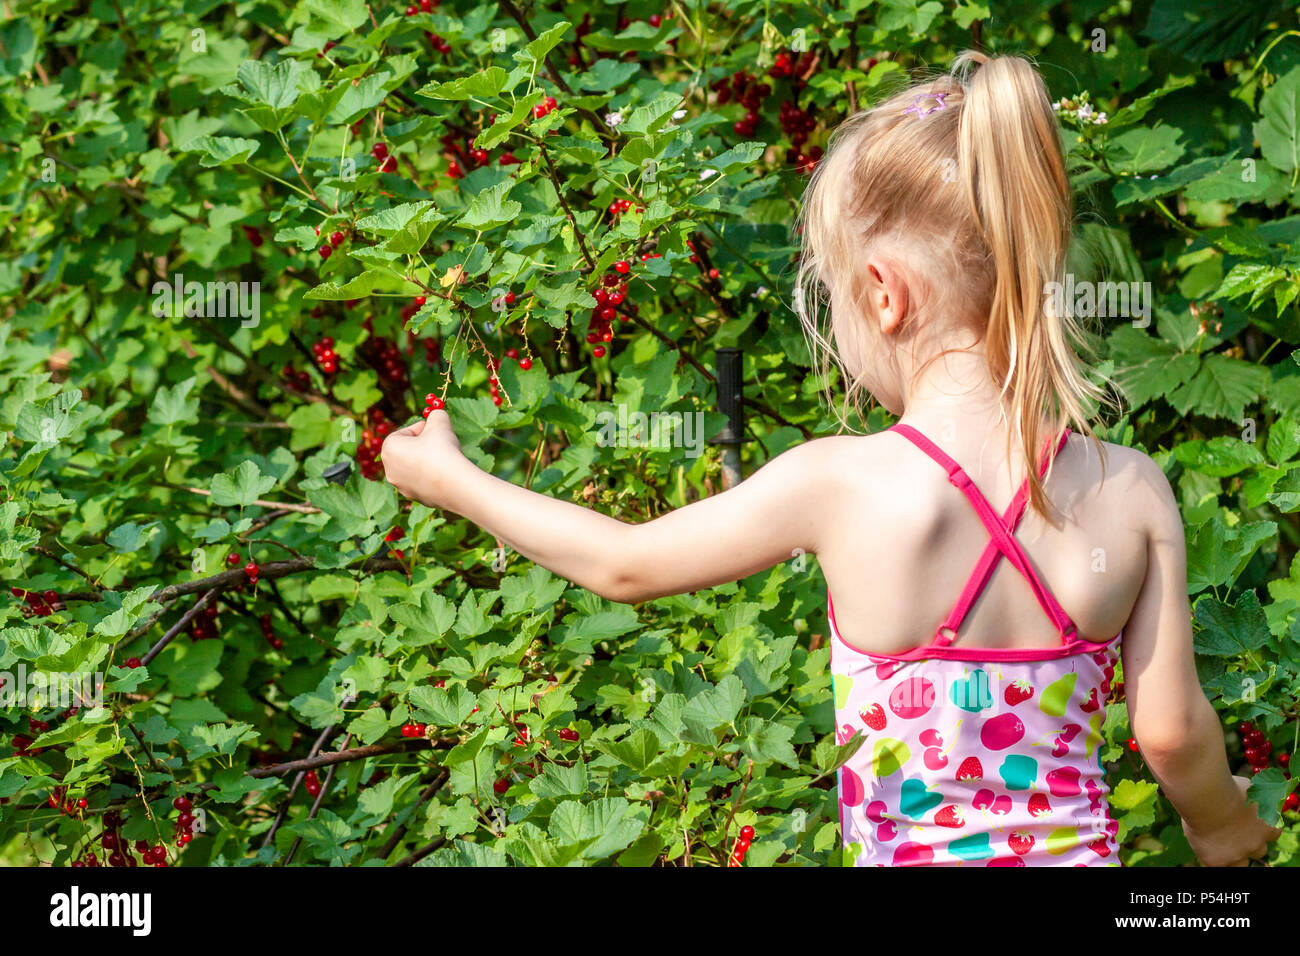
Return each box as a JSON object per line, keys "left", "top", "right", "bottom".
{"left": 888, "top": 423, "right": 1077, "bottom": 648}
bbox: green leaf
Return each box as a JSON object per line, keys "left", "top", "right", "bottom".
{"left": 180, "top": 135, "right": 260, "bottom": 167}
{"left": 457, "top": 180, "right": 521, "bottom": 231}
{"left": 210, "top": 460, "right": 277, "bottom": 507}
{"left": 1247, "top": 768, "right": 1292, "bottom": 827}
{"left": 1193, "top": 591, "right": 1271, "bottom": 656}
{"left": 1186, "top": 518, "right": 1277, "bottom": 593}
{"left": 1255, "top": 67, "right": 1300, "bottom": 174}
{"left": 1168, "top": 354, "right": 1269, "bottom": 421}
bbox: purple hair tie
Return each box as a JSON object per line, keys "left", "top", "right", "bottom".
{"left": 903, "top": 92, "right": 949, "bottom": 117}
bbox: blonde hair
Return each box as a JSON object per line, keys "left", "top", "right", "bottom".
{"left": 795, "top": 50, "right": 1105, "bottom": 516}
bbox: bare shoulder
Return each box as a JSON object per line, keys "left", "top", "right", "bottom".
{"left": 1062, "top": 434, "right": 1180, "bottom": 534}
{"left": 770, "top": 431, "right": 908, "bottom": 479}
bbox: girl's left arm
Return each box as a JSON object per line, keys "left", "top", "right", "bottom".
{"left": 380, "top": 410, "right": 840, "bottom": 603}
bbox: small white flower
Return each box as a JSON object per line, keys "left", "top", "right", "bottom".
{"left": 1093, "top": 112, "right": 1108, "bottom": 125}
{"left": 1077, "top": 103, "right": 1093, "bottom": 120}
{"left": 605, "top": 111, "right": 624, "bottom": 128}
{"left": 752, "top": 286, "right": 769, "bottom": 298}
{"left": 672, "top": 109, "right": 687, "bottom": 121}
{"left": 700, "top": 169, "right": 718, "bottom": 181}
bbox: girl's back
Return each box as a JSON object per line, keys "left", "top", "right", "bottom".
{"left": 820, "top": 423, "right": 1159, "bottom": 865}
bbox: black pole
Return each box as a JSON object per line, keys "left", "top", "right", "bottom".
{"left": 715, "top": 348, "right": 744, "bottom": 488}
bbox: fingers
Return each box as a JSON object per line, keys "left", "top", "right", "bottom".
{"left": 416, "top": 408, "right": 452, "bottom": 439}
{"left": 389, "top": 420, "right": 425, "bottom": 439}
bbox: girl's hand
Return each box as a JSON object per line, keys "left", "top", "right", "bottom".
{"left": 380, "top": 409, "right": 468, "bottom": 507}
{"left": 1182, "top": 776, "right": 1281, "bottom": 867}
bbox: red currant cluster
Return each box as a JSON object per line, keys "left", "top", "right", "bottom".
{"left": 46, "top": 785, "right": 89, "bottom": 816}
{"left": 712, "top": 71, "right": 771, "bottom": 137}
{"left": 304, "top": 769, "right": 322, "bottom": 798}
{"left": 790, "top": 144, "right": 824, "bottom": 174}
{"left": 86, "top": 811, "right": 169, "bottom": 867}
{"left": 356, "top": 407, "right": 392, "bottom": 480}
{"left": 421, "top": 392, "right": 445, "bottom": 418}
{"left": 586, "top": 262, "right": 633, "bottom": 358}
{"left": 727, "top": 825, "right": 756, "bottom": 867}
{"left": 493, "top": 777, "right": 510, "bottom": 794}
{"left": 258, "top": 612, "right": 284, "bottom": 650}
{"left": 558, "top": 727, "right": 580, "bottom": 742}
{"left": 608, "top": 198, "right": 640, "bottom": 218}
{"left": 280, "top": 361, "right": 313, "bottom": 391}
{"left": 384, "top": 524, "right": 406, "bottom": 559}
{"left": 404, "top": 0, "right": 437, "bottom": 14}
{"left": 486, "top": 357, "right": 504, "bottom": 406}
{"left": 315, "top": 225, "right": 347, "bottom": 260}
{"left": 359, "top": 333, "right": 412, "bottom": 389}
{"left": 778, "top": 99, "right": 815, "bottom": 148}
{"left": 188, "top": 600, "right": 221, "bottom": 642}
{"left": 498, "top": 150, "right": 521, "bottom": 166}
{"left": 440, "top": 133, "right": 493, "bottom": 180}
{"left": 512, "top": 721, "right": 530, "bottom": 748}
{"left": 424, "top": 30, "right": 452, "bottom": 54}
{"left": 173, "top": 794, "right": 196, "bottom": 848}
{"left": 134, "top": 840, "right": 169, "bottom": 866}
{"left": 370, "top": 140, "right": 398, "bottom": 174}
{"left": 240, "top": 224, "right": 264, "bottom": 247}
{"left": 1240, "top": 722, "right": 1290, "bottom": 786}
{"left": 419, "top": 333, "right": 442, "bottom": 366}
{"left": 533, "top": 94, "right": 559, "bottom": 120}
{"left": 400, "top": 721, "right": 427, "bottom": 738}
{"left": 503, "top": 347, "right": 532, "bottom": 372}
{"left": 243, "top": 559, "right": 260, "bottom": 585}
{"left": 50, "top": 790, "right": 89, "bottom": 816}
{"left": 768, "top": 48, "right": 816, "bottom": 81}
{"left": 308, "top": 336, "right": 338, "bottom": 376}
{"left": 11, "top": 587, "right": 59, "bottom": 617}
{"left": 400, "top": 294, "right": 426, "bottom": 322}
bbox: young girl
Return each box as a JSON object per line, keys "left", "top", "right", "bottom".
{"left": 381, "top": 51, "right": 1279, "bottom": 866}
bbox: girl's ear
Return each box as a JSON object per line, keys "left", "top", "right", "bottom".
{"left": 865, "top": 261, "right": 910, "bottom": 335}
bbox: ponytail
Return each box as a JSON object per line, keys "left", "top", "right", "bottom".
{"left": 797, "top": 51, "right": 1107, "bottom": 517}
{"left": 955, "top": 51, "right": 1103, "bottom": 515}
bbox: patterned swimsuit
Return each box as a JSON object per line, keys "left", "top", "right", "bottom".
{"left": 830, "top": 424, "right": 1122, "bottom": 866}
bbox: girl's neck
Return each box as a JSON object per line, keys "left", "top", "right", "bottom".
{"left": 892, "top": 345, "right": 1034, "bottom": 470}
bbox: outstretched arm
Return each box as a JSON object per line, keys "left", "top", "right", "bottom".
{"left": 380, "top": 409, "right": 837, "bottom": 602}
{"left": 1121, "top": 456, "right": 1279, "bottom": 866}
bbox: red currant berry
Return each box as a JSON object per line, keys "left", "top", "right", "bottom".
{"left": 593, "top": 346, "right": 606, "bottom": 358}
{"left": 614, "top": 260, "right": 630, "bottom": 274}
{"left": 244, "top": 561, "right": 259, "bottom": 579}
{"left": 126, "top": 657, "right": 142, "bottom": 669}
{"left": 519, "top": 358, "right": 532, "bottom": 371}
{"left": 739, "top": 825, "right": 755, "bottom": 841}
{"left": 494, "top": 778, "right": 510, "bottom": 794}
{"left": 319, "top": 245, "right": 332, "bottom": 260}
{"left": 1127, "top": 737, "right": 1139, "bottom": 752}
